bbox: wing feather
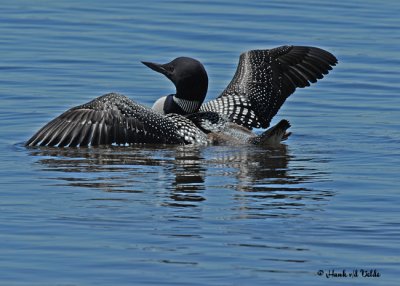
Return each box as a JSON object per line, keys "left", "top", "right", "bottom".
{"left": 200, "top": 45, "right": 337, "bottom": 129}
{"left": 26, "top": 93, "right": 207, "bottom": 147}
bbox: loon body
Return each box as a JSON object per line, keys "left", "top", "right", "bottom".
{"left": 26, "top": 45, "right": 337, "bottom": 147}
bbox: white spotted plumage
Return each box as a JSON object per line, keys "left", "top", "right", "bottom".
{"left": 26, "top": 46, "right": 337, "bottom": 147}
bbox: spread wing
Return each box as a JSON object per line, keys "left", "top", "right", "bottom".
{"left": 26, "top": 93, "right": 207, "bottom": 147}
{"left": 200, "top": 45, "right": 337, "bottom": 129}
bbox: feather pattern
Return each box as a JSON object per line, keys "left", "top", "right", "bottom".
{"left": 26, "top": 93, "right": 208, "bottom": 147}
{"left": 200, "top": 45, "right": 337, "bottom": 129}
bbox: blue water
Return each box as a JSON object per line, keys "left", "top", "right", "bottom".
{"left": 1, "top": 0, "right": 399, "bottom": 285}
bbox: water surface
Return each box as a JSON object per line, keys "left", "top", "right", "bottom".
{"left": 1, "top": 0, "right": 399, "bottom": 285}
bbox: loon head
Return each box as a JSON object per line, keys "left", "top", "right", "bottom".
{"left": 142, "top": 57, "right": 208, "bottom": 115}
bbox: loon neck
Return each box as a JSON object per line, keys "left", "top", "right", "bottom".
{"left": 164, "top": 94, "right": 201, "bottom": 115}
{"left": 171, "top": 79, "right": 207, "bottom": 114}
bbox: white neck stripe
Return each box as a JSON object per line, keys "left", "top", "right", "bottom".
{"left": 173, "top": 96, "right": 201, "bottom": 113}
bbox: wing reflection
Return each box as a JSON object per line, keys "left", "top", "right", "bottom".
{"left": 26, "top": 144, "right": 333, "bottom": 211}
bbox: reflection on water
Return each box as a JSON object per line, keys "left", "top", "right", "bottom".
{"left": 27, "top": 144, "right": 333, "bottom": 214}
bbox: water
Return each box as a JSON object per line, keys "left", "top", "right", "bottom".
{"left": 1, "top": 0, "right": 399, "bottom": 285}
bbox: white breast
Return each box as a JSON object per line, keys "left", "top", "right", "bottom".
{"left": 151, "top": 96, "right": 167, "bottom": 114}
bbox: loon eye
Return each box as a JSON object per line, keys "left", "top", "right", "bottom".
{"left": 166, "top": 65, "right": 174, "bottom": 73}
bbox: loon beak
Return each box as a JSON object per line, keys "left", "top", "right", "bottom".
{"left": 141, "top": 61, "right": 169, "bottom": 76}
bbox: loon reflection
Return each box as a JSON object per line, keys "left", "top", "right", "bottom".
{"left": 27, "top": 145, "right": 333, "bottom": 212}
{"left": 26, "top": 46, "right": 337, "bottom": 147}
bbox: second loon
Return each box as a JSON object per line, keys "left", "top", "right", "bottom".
{"left": 25, "top": 45, "right": 338, "bottom": 147}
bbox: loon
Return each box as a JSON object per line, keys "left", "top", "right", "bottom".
{"left": 25, "top": 45, "right": 337, "bottom": 147}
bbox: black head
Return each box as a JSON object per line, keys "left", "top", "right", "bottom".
{"left": 142, "top": 57, "right": 208, "bottom": 114}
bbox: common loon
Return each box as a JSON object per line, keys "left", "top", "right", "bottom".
{"left": 25, "top": 45, "right": 337, "bottom": 147}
